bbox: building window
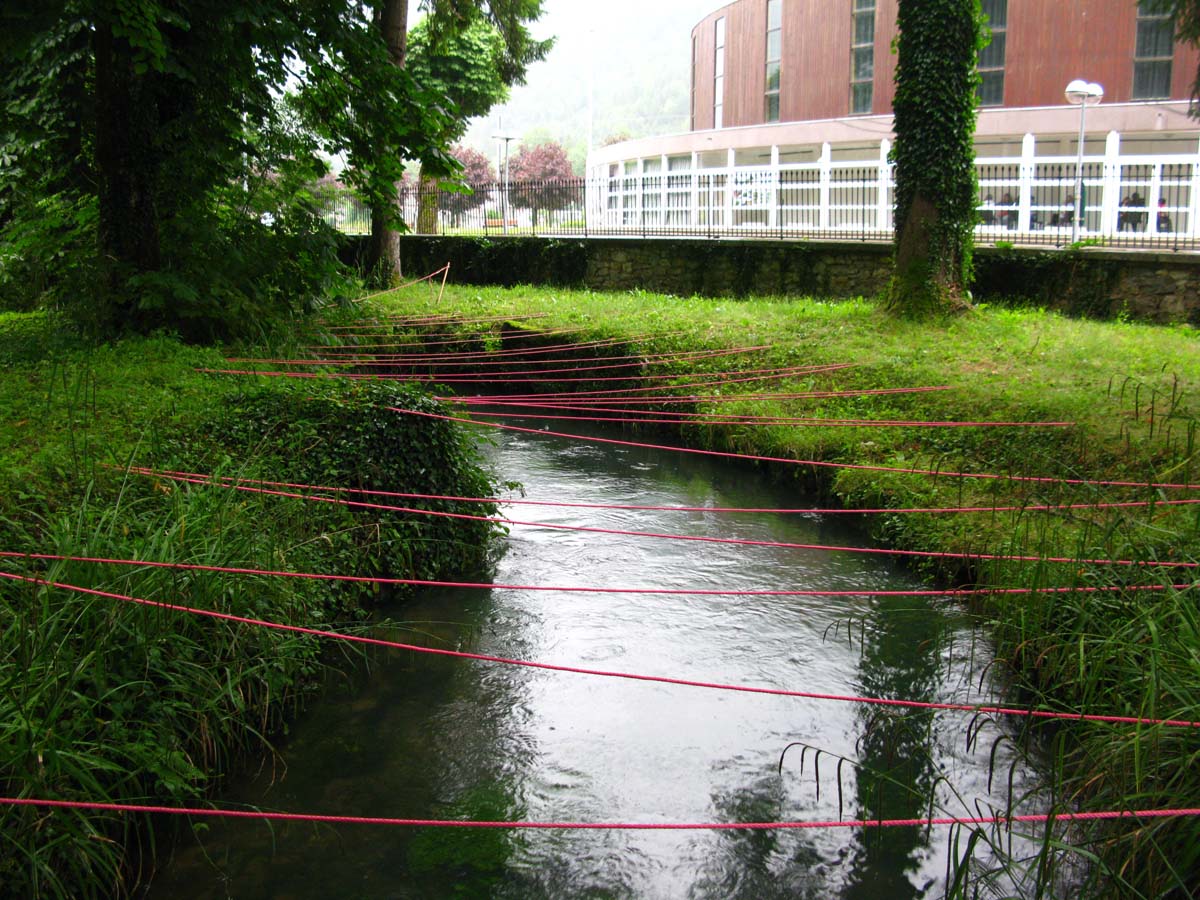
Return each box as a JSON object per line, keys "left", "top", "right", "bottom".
{"left": 714, "top": 17, "right": 726, "bottom": 129}
{"left": 1133, "top": 2, "right": 1174, "bottom": 99}
{"left": 851, "top": 0, "right": 875, "bottom": 114}
{"left": 765, "top": 0, "right": 782, "bottom": 122}
{"left": 977, "top": 0, "right": 1007, "bottom": 106}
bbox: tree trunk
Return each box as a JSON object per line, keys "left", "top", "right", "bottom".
{"left": 94, "top": 21, "right": 161, "bottom": 320}
{"left": 366, "top": 0, "right": 409, "bottom": 285}
{"left": 886, "top": 0, "right": 980, "bottom": 317}
{"left": 416, "top": 167, "right": 439, "bottom": 234}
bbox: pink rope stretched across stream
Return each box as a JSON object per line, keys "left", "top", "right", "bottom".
{"left": 3, "top": 568, "right": 1197, "bottom": 727}
{"left": 392, "top": 406, "right": 1200, "bottom": 492}
{"left": 113, "top": 466, "right": 1200, "bottom": 568}
{"left": 4, "top": 796, "right": 1200, "bottom": 831}
{"left": 8, "top": 550, "right": 1195, "bottom": 598}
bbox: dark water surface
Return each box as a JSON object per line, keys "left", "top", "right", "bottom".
{"left": 147, "top": 423, "right": 1041, "bottom": 899}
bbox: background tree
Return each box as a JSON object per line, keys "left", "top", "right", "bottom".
{"left": 506, "top": 140, "right": 577, "bottom": 228}
{"left": 887, "top": 0, "right": 985, "bottom": 316}
{"left": 440, "top": 145, "right": 497, "bottom": 226}
{"left": 362, "top": 0, "right": 550, "bottom": 276}
{"left": 407, "top": 17, "right": 510, "bottom": 234}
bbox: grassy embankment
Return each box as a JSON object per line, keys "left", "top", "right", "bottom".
{"left": 363, "top": 282, "right": 1200, "bottom": 898}
{"left": 0, "top": 311, "right": 500, "bottom": 898}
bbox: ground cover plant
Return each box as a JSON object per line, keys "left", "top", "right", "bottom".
{"left": 356, "top": 282, "right": 1200, "bottom": 898}
{"left": 0, "top": 311, "right": 501, "bottom": 898}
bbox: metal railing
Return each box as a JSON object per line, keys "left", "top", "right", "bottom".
{"left": 319, "top": 151, "right": 1200, "bottom": 251}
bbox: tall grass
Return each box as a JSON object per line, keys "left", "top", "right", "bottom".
{"left": 0, "top": 317, "right": 502, "bottom": 898}
{"left": 363, "top": 284, "right": 1200, "bottom": 897}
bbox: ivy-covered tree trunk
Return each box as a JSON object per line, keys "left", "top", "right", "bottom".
{"left": 366, "top": 0, "right": 409, "bottom": 284}
{"left": 887, "top": 0, "right": 983, "bottom": 316}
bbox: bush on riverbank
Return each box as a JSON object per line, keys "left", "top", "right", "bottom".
{"left": 0, "top": 312, "right": 500, "bottom": 898}
{"left": 366, "top": 284, "right": 1200, "bottom": 897}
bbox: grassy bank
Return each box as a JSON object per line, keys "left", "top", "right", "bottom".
{"left": 0, "top": 312, "right": 500, "bottom": 898}
{"left": 357, "top": 283, "right": 1200, "bottom": 897}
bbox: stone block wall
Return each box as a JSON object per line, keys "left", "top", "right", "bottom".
{"left": 371, "top": 235, "right": 1200, "bottom": 325}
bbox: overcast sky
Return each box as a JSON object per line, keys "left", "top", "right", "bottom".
{"left": 416, "top": 0, "right": 720, "bottom": 162}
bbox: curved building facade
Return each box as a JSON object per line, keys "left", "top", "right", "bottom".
{"left": 686, "top": 0, "right": 1197, "bottom": 131}
{"left": 585, "top": 0, "right": 1200, "bottom": 242}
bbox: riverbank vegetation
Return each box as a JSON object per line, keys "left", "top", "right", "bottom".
{"left": 0, "top": 311, "right": 500, "bottom": 897}
{"left": 360, "top": 282, "right": 1200, "bottom": 898}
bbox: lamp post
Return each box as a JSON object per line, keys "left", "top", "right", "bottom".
{"left": 492, "top": 131, "right": 516, "bottom": 235}
{"left": 1064, "top": 79, "right": 1104, "bottom": 244}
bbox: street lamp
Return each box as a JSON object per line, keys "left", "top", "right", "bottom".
{"left": 1064, "top": 79, "right": 1103, "bottom": 244}
{"left": 492, "top": 131, "right": 517, "bottom": 235}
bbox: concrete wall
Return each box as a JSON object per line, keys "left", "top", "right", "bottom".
{"left": 379, "top": 235, "right": 1200, "bottom": 325}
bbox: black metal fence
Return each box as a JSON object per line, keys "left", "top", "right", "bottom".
{"left": 320, "top": 163, "right": 1200, "bottom": 251}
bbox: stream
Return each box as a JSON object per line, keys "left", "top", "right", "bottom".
{"left": 146, "top": 420, "right": 1043, "bottom": 899}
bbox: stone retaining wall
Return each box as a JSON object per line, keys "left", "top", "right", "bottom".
{"left": 369, "top": 235, "right": 1200, "bottom": 325}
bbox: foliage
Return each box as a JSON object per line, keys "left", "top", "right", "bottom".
{"left": 506, "top": 141, "right": 580, "bottom": 225}
{"left": 373, "top": 281, "right": 1200, "bottom": 894}
{"left": 887, "top": 0, "right": 986, "bottom": 316}
{"left": 406, "top": 16, "right": 511, "bottom": 233}
{"left": 440, "top": 145, "right": 497, "bottom": 222}
{"left": 0, "top": 0, "right": 453, "bottom": 337}
{"left": 0, "top": 317, "right": 501, "bottom": 897}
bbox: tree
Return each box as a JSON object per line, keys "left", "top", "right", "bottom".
{"left": 440, "top": 146, "right": 496, "bottom": 226}
{"left": 407, "top": 17, "right": 511, "bottom": 234}
{"left": 506, "top": 140, "right": 578, "bottom": 228}
{"left": 362, "top": 0, "right": 551, "bottom": 273}
{"left": 364, "top": 0, "right": 412, "bottom": 284}
{"left": 0, "top": 0, "right": 453, "bottom": 336}
{"left": 886, "top": 0, "right": 985, "bottom": 316}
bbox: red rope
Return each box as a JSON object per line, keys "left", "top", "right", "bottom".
{"left": 447, "top": 389, "right": 947, "bottom": 406}
{"left": 106, "top": 465, "right": 1200, "bottom": 516}
{"left": 302, "top": 331, "right": 681, "bottom": 360}
{"left": 3, "top": 569, "right": 1195, "bottom": 727}
{"left": 229, "top": 345, "right": 767, "bottom": 371}
{"left": 5, "top": 550, "right": 1192, "bottom": 599}
{"left": 115, "top": 466, "right": 1198, "bottom": 569}
{"left": 393, "top": 407, "right": 1200, "bottom": 492}
{"left": 463, "top": 408, "right": 1075, "bottom": 429}
{"left": 195, "top": 363, "right": 855, "bottom": 393}
{"left": 4, "top": 796, "right": 1200, "bottom": 831}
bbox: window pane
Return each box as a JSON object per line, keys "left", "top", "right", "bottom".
{"left": 852, "top": 81, "right": 872, "bottom": 113}
{"left": 715, "top": 17, "right": 725, "bottom": 46}
{"left": 715, "top": 74, "right": 724, "bottom": 101}
{"left": 979, "top": 31, "right": 1006, "bottom": 69}
{"left": 715, "top": 47, "right": 725, "bottom": 77}
{"left": 714, "top": 103, "right": 723, "bottom": 129}
{"left": 1133, "top": 59, "right": 1172, "bottom": 98}
{"left": 766, "top": 92, "right": 780, "bottom": 122}
{"left": 767, "top": 0, "right": 782, "bottom": 30}
{"left": 854, "top": 0, "right": 875, "bottom": 10}
{"left": 766, "top": 60, "right": 781, "bottom": 91}
{"left": 981, "top": 0, "right": 1007, "bottom": 28}
{"left": 854, "top": 11, "right": 874, "bottom": 45}
{"left": 767, "top": 30, "right": 781, "bottom": 60}
{"left": 1137, "top": 18, "right": 1175, "bottom": 58}
{"left": 978, "top": 70, "right": 1004, "bottom": 106}
{"left": 853, "top": 46, "right": 874, "bottom": 80}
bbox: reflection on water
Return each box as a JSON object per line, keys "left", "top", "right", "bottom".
{"left": 146, "top": 422, "right": 1042, "bottom": 899}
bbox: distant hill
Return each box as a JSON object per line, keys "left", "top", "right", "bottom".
{"left": 459, "top": 0, "right": 716, "bottom": 173}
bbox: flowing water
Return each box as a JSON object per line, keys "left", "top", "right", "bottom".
{"left": 147, "top": 421, "right": 1043, "bottom": 899}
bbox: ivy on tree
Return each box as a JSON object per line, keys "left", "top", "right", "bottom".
{"left": 888, "top": 0, "right": 986, "bottom": 316}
